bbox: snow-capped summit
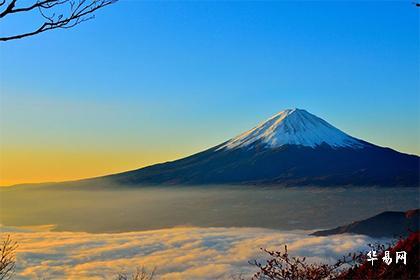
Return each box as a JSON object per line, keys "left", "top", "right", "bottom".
{"left": 218, "top": 108, "right": 364, "bottom": 150}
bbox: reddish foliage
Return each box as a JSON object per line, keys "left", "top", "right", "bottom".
{"left": 251, "top": 232, "right": 420, "bottom": 280}
{"left": 339, "top": 232, "right": 420, "bottom": 280}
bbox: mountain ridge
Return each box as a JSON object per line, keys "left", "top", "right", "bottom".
{"left": 6, "top": 109, "right": 418, "bottom": 188}
{"left": 105, "top": 109, "right": 419, "bottom": 187}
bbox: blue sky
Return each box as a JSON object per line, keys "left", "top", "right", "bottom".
{"left": 0, "top": 0, "right": 419, "bottom": 184}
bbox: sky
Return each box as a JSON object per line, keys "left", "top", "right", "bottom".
{"left": 0, "top": 0, "right": 419, "bottom": 186}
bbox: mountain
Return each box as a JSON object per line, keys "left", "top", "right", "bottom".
{"left": 109, "top": 108, "right": 419, "bottom": 187}
{"left": 312, "top": 209, "right": 420, "bottom": 238}
{"left": 218, "top": 108, "right": 364, "bottom": 150}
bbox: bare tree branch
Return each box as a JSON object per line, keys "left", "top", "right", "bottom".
{"left": 0, "top": 235, "right": 17, "bottom": 280}
{"left": 0, "top": 0, "right": 58, "bottom": 18}
{"left": 0, "top": 0, "right": 117, "bottom": 41}
{"left": 116, "top": 266, "right": 156, "bottom": 280}
{"left": 0, "top": 0, "right": 17, "bottom": 18}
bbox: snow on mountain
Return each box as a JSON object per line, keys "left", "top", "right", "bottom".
{"left": 218, "top": 108, "right": 365, "bottom": 150}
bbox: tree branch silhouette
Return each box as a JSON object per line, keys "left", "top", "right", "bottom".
{"left": 0, "top": 0, "right": 117, "bottom": 41}
{"left": 0, "top": 235, "right": 17, "bottom": 280}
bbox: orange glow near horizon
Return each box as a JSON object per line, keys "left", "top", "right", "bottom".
{"left": 0, "top": 148, "right": 187, "bottom": 186}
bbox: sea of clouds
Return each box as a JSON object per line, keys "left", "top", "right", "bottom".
{"left": 1, "top": 226, "right": 381, "bottom": 280}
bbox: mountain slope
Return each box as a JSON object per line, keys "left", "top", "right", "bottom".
{"left": 312, "top": 209, "right": 420, "bottom": 237}
{"left": 109, "top": 109, "right": 419, "bottom": 187}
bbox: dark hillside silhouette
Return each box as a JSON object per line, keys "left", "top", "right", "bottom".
{"left": 312, "top": 209, "right": 420, "bottom": 238}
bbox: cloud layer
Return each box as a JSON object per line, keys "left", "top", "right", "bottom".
{"left": 2, "top": 226, "right": 380, "bottom": 280}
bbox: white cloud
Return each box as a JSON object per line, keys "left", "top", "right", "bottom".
{"left": 1, "top": 226, "right": 383, "bottom": 280}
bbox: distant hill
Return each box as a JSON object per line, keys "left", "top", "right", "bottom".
{"left": 312, "top": 209, "right": 419, "bottom": 238}
{"left": 107, "top": 109, "right": 419, "bottom": 187}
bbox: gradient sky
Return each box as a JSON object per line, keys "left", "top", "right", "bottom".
{"left": 0, "top": 0, "right": 419, "bottom": 186}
